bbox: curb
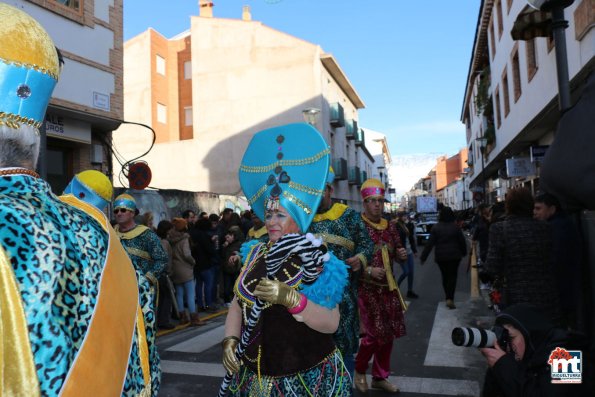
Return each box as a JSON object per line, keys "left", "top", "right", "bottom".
{"left": 157, "top": 309, "right": 229, "bottom": 337}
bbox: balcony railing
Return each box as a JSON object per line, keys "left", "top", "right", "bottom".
{"left": 348, "top": 166, "right": 361, "bottom": 185}
{"left": 332, "top": 157, "right": 348, "bottom": 181}
{"left": 345, "top": 119, "right": 357, "bottom": 140}
{"left": 355, "top": 128, "right": 365, "bottom": 146}
{"left": 330, "top": 102, "right": 345, "bottom": 127}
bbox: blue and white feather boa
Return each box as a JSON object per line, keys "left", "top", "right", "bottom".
{"left": 238, "top": 234, "right": 348, "bottom": 310}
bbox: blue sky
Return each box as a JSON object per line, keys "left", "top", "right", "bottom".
{"left": 124, "top": 0, "right": 480, "bottom": 157}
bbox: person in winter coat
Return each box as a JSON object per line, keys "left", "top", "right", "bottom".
{"left": 395, "top": 211, "right": 419, "bottom": 298}
{"left": 484, "top": 188, "right": 561, "bottom": 324}
{"left": 156, "top": 220, "right": 175, "bottom": 329}
{"left": 472, "top": 204, "right": 491, "bottom": 264}
{"left": 169, "top": 218, "right": 204, "bottom": 326}
{"left": 221, "top": 225, "right": 244, "bottom": 306}
{"left": 191, "top": 217, "right": 218, "bottom": 312}
{"left": 420, "top": 206, "right": 467, "bottom": 309}
{"left": 480, "top": 303, "right": 592, "bottom": 397}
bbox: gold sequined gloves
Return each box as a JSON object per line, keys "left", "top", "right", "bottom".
{"left": 253, "top": 279, "right": 301, "bottom": 309}
{"left": 221, "top": 336, "right": 240, "bottom": 374}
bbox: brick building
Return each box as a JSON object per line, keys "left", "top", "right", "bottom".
{"left": 9, "top": 0, "right": 124, "bottom": 193}
{"left": 113, "top": 2, "right": 377, "bottom": 210}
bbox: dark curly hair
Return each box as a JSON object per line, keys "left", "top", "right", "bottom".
{"left": 439, "top": 206, "right": 455, "bottom": 222}
{"left": 156, "top": 220, "right": 173, "bottom": 239}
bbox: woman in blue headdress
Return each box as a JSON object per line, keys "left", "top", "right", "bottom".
{"left": 220, "top": 124, "right": 351, "bottom": 396}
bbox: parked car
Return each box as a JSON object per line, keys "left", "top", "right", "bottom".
{"left": 414, "top": 211, "right": 439, "bottom": 246}
{"left": 415, "top": 221, "right": 437, "bottom": 246}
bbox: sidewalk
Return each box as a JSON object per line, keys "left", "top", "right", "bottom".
{"left": 157, "top": 308, "right": 228, "bottom": 338}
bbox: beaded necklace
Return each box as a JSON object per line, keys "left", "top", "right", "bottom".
{"left": 235, "top": 243, "right": 304, "bottom": 311}
{"left": 0, "top": 168, "right": 40, "bottom": 178}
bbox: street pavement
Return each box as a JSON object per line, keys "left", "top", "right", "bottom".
{"left": 157, "top": 249, "right": 495, "bottom": 396}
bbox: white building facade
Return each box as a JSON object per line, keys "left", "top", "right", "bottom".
{"left": 461, "top": 0, "right": 594, "bottom": 202}
{"left": 363, "top": 129, "right": 394, "bottom": 208}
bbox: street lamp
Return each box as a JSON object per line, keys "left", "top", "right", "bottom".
{"left": 475, "top": 136, "right": 488, "bottom": 203}
{"left": 526, "top": 0, "right": 574, "bottom": 112}
{"left": 302, "top": 107, "right": 321, "bottom": 126}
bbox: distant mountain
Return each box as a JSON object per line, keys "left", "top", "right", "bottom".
{"left": 388, "top": 153, "right": 443, "bottom": 199}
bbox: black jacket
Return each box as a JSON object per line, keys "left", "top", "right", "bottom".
{"left": 483, "top": 304, "right": 593, "bottom": 397}
{"left": 472, "top": 217, "right": 490, "bottom": 262}
{"left": 420, "top": 221, "right": 466, "bottom": 263}
{"left": 189, "top": 227, "right": 216, "bottom": 273}
{"left": 485, "top": 216, "right": 560, "bottom": 323}
{"left": 396, "top": 220, "right": 417, "bottom": 254}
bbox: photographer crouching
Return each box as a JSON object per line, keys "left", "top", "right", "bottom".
{"left": 477, "top": 304, "right": 592, "bottom": 397}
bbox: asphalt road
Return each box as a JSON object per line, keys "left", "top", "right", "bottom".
{"left": 157, "top": 249, "right": 494, "bottom": 396}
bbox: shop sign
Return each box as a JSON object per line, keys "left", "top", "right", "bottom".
{"left": 93, "top": 92, "right": 111, "bottom": 111}
{"left": 506, "top": 157, "right": 536, "bottom": 177}
{"left": 45, "top": 114, "right": 91, "bottom": 144}
{"left": 530, "top": 145, "right": 549, "bottom": 162}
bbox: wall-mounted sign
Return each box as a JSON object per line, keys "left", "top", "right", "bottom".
{"left": 416, "top": 196, "right": 437, "bottom": 213}
{"left": 506, "top": 157, "right": 536, "bottom": 177}
{"left": 93, "top": 91, "right": 111, "bottom": 111}
{"left": 45, "top": 114, "right": 91, "bottom": 144}
{"left": 530, "top": 145, "right": 549, "bottom": 162}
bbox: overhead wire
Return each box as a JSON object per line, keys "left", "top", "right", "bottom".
{"left": 115, "top": 120, "right": 156, "bottom": 189}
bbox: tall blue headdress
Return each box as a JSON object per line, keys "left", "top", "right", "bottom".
{"left": 239, "top": 123, "right": 330, "bottom": 232}
{"left": 0, "top": 4, "right": 61, "bottom": 130}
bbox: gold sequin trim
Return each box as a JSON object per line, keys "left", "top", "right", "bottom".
{"left": 0, "top": 112, "right": 42, "bottom": 129}
{"left": 373, "top": 243, "right": 395, "bottom": 254}
{"left": 315, "top": 233, "right": 355, "bottom": 251}
{"left": 0, "top": 56, "right": 59, "bottom": 80}
{"left": 361, "top": 214, "right": 388, "bottom": 230}
{"left": 282, "top": 191, "right": 312, "bottom": 215}
{"left": 247, "top": 184, "right": 269, "bottom": 205}
{"left": 288, "top": 181, "right": 324, "bottom": 197}
{"left": 124, "top": 246, "right": 152, "bottom": 261}
{"left": 239, "top": 148, "right": 330, "bottom": 173}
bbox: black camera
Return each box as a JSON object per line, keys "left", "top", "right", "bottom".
{"left": 451, "top": 326, "right": 509, "bottom": 350}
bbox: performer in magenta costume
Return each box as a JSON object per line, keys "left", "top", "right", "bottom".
{"left": 354, "top": 178, "right": 407, "bottom": 393}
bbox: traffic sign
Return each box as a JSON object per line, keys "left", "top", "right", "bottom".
{"left": 128, "top": 162, "right": 152, "bottom": 190}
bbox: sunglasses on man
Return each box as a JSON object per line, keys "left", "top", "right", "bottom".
{"left": 113, "top": 208, "right": 130, "bottom": 214}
